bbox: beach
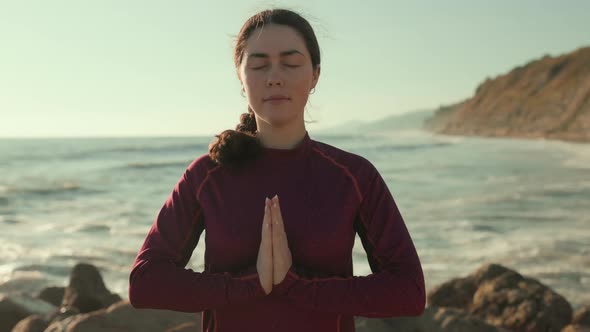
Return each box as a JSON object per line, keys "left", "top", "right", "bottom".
{"left": 1, "top": 129, "right": 589, "bottom": 330}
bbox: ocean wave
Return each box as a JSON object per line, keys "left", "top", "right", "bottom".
{"left": 373, "top": 142, "right": 452, "bottom": 152}
{"left": 0, "top": 270, "right": 48, "bottom": 295}
{"left": 429, "top": 191, "right": 524, "bottom": 208}
{"left": 559, "top": 142, "right": 590, "bottom": 169}
{"left": 64, "top": 143, "right": 209, "bottom": 160}
{"left": 50, "top": 253, "right": 111, "bottom": 263}
{"left": 538, "top": 181, "right": 590, "bottom": 196}
{"left": 12, "top": 264, "right": 73, "bottom": 277}
{"left": 67, "top": 223, "right": 111, "bottom": 233}
{"left": 125, "top": 160, "right": 193, "bottom": 170}
{"left": 5, "top": 181, "right": 89, "bottom": 197}
{"left": 0, "top": 216, "right": 20, "bottom": 225}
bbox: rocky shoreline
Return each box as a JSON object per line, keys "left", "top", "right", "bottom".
{"left": 424, "top": 46, "right": 590, "bottom": 144}
{"left": 1, "top": 262, "right": 589, "bottom": 332}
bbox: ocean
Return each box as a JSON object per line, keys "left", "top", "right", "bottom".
{"left": 1, "top": 128, "right": 589, "bottom": 309}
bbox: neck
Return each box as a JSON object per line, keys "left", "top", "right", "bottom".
{"left": 255, "top": 120, "right": 307, "bottom": 150}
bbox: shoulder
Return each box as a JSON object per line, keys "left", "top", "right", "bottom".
{"left": 184, "top": 153, "right": 221, "bottom": 183}
{"left": 310, "top": 138, "right": 380, "bottom": 191}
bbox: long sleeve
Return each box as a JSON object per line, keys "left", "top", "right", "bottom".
{"left": 272, "top": 161, "right": 425, "bottom": 317}
{"left": 128, "top": 158, "right": 266, "bottom": 313}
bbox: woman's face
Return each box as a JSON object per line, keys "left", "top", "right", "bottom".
{"left": 238, "top": 24, "right": 320, "bottom": 129}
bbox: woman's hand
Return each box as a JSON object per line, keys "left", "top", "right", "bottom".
{"left": 256, "top": 199, "right": 273, "bottom": 295}
{"left": 270, "top": 195, "right": 293, "bottom": 285}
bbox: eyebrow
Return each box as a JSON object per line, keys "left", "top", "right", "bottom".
{"left": 247, "top": 49, "right": 304, "bottom": 59}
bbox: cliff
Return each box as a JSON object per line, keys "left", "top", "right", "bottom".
{"left": 424, "top": 46, "right": 590, "bottom": 142}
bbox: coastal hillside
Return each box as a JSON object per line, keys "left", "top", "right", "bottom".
{"left": 316, "top": 109, "right": 434, "bottom": 135}
{"left": 424, "top": 46, "right": 590, "bottom": 142}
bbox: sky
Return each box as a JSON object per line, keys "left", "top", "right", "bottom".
{"left": 1, "top": 0, "right": 589, "bottom": 138}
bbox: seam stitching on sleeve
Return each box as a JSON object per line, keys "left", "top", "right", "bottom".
{"left": 311, "top": 147, "right": 363, "bottom": 203}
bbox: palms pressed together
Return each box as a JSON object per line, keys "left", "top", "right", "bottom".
{"left": 257, "top": 195, "right": 293, "bottom": 294}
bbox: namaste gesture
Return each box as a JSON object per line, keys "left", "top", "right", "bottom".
{"left": 256, "top": 195, "right": 293, "bottom": 294}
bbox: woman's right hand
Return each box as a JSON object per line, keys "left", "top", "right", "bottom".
{"left": 256, "top": 198, "right": 273, "bottom": 294}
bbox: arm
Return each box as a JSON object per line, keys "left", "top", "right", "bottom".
{"left": 128, "top": 158, "right": 266, "bottom": 313}
{"left": 272, "top": 161, "right": 425, "bottom": 317}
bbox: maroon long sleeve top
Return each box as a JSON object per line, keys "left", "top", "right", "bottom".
{"left": 129, "top": 130, "right": 425, "bottom": 331}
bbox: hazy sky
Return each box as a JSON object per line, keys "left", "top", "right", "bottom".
{"left": 1, "top": 1, "right": 589, "bottom": 137}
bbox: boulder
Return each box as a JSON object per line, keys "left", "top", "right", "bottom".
{"left": 573, "top": 305, "right": 590, "bottom": 326}
{"left": 561, "top": 325, "right": 590, "bottom": 332}
{"left": 45, "top": 300, "right": 200, "bottom": 332}
{"left": 0, "top": 294, "right": 56, "bottom": 332}
{"left": 470, "top": 270, "right": 572, "bottom": 332}
{"left": 60, "top": 263, "right": 121, "bottom": 314}
{"left": 427, "top": 276, "right": 477, "bottom": 308}
{"left": 10, "top": 314, "right": 48, "bottom": 332}
{"left": 428, "top": 263, "right": 573, "bottom": 332}
{"left": 355, "top": 306, "right": 508, "bottom": 332}
{"left": 165, "top": 322, "right": 200, "bottom": 332}
{"left": 37, "top": 287, "right": 65, "bottom": 307}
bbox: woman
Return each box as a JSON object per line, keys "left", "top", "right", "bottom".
{"left": 129, "top": 8, "right": 425, "bottom": 332}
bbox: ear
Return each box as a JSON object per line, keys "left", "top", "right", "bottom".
{"left": 311, "top": 65, "right": 321, "bottom": 88}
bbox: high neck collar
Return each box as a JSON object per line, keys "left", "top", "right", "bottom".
{"left": 259, "top": 130, "right": 312, "bottom": 161}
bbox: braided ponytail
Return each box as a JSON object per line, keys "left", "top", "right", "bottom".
{"left": 208, "top": 108, "right": 263, "bottom": 169}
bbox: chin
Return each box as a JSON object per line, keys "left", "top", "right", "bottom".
{"left": 262, "top": 113, "right": 299, "bottom": 128}
{"left": 265, "top": 117, "right": 291, "bottom": 128}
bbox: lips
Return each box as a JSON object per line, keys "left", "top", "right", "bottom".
{"left": 264, "top": 95, "right": 290, "bottom": 101}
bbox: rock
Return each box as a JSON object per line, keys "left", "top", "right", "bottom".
{"left": 46, "top": 306, "right": 80, "bottom": 327}
{"left": 573, "top": 305, "right": 590, "bottom": 326}
{"left": 470, "top": 270, "right": 572, "bottom": 332}
{"left": 45, "top": 300, "right": 200, "bottom": 332}
{"left": 165, "top": 322, "right": 199, "bottom": 332}
{"left": 427, "top": 263, "right": 511, "bottom": 309}
{"left": 354, "top": 315, "right": 396, "bottom": 331}
{"left": 427, "top": 276, "right": 477, "bottom": 309}
{"left": 424, "top": 46, "right": 590, "bottom": 143}
{"left": 355, "top": 306, "right": 507, "bottom": 332}
{"left": 431, "top": 307, "right": 511, "bottom": 332}
{"left": 473, "top": 263, "right": 514, "bottom": 285}
{"left": 0, "top": 294, "right": 56, "bottom": 332}
{"left": 562, "top": 324, "right": 590, "bottom": 332}
{"left": 428, "top": 263, "right": 574, "bottom": 332}
{"left": 43, "top": 315, "right": 79, "bottom": 332}
{"left": 10, "top": 314, "right": 48, "bottom": 332}
{"left": 60, "top": 263, "right": 121, "bottom": 314}
{"left": 1, "top": 296, "right": 30, "bottom": 332}
{"left": 37, "top": 287, "right": 65, "bottom": 307}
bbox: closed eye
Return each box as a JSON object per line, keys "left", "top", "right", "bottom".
{"left": 251, "top": 64, "right": 301, "bottom": 70}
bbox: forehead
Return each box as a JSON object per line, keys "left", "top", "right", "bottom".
{"left": 244, "top": 24, "right": 308, "bottom": 56}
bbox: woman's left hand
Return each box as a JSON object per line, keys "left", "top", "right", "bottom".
{"left": 269, "top": 195, "right": 293, "bottom": 285}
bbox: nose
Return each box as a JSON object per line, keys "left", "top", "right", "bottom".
{"left": 266, "top": 79, "right": 282, "bottom": 87}
{"left": 266, "top": 67, "right": 284, "bottom": 87}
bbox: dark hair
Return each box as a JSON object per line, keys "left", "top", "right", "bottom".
{"left": 208, "top": 8, "right": 321, "bottom": 169}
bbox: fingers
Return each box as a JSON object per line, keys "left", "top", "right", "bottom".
{"left": 270, "top": 195, "right": 292, "bottom": 285}
{"left": 257, "top": 198, "right": 273, "bottom": 294}
{"left": 270, "top": 195, "right": 285, "bottom": 237}
{"left": 261, "top": 198, "right": 272, "bottom": 250}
